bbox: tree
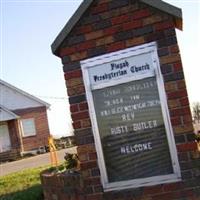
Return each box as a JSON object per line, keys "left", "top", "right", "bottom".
{"left": 192, "top": 102, "right": 200, "bottom": 123}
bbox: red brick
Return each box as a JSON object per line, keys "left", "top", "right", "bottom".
{"left": 177, "top": 142, "right": 198, "bottom": 152}
{"left": 126, "top": 36, "right": 145, "bottom": 47}
{"left": 81, "top": 119, "right": 91, "bottom": 128}
{"left": 171, "top": 117, "right": 182, "bottom": 126}
{"left": 152, "top": 192, "right": 174, "bottom": 200}
{"left": 160, "top": 54, "right": 181, "bottom": 64}
{"left": 77, "top": 144, "right": 96, "bottom": 154}
{"left": 183, "top": 115, "right": 193, "bottom": 124}
{"left": 132, "top": 8, "right": 151, "bottom": 20}
{"left": 170, "top": 107, "right": 191, "bottom": 117}
{"left": 78, "top": 152, "right": 89, "bottom": 162}
{"left": 165, "top": 81, "right": 177, "bottom": 92}
{"left": 167, "top": 89, "right": 187, "bottom": 100}
{"left": 86, "top": 194, "right": 103, "bottom": 200}
{"left": 143, "top": 14, "right": 164, "bottom": 26}
{"left": 85, "top": 30, "right": 104, "bottom": 40}
{"left": 96, "top": 36, "right": 114, "bottom": 46}
{"left": 152, "top": 189, "right": 195, "bottom": 200}
{"left": 88, "top": 152, "right": 97, "bottom": 161}
{"left": 59, "top": 46, "right": 76, "bottom": 57}
{"left": 72, "top": 111, "right": 89, "bottom": 121}
{"left": 173, "top": 124, "right": 194, "bottom": 134}
{"left": 98, "top": 0, "right": 112, "bottom": 4}
{"left": 145, "top": 31, "right": 165, "bottom": 42}
{"left": 177, "top": 80, "right": 186, "bottom": 89}
{"left": 104, "top": 25, "right": 121, "bottom": 35}
{"left": 67, "top": 85, "right": 85, "bottom": 96}
{"left": 77, "top": 40, "right": 95, "bottom": 52}
{"left": 155, "top": 20, "right": 174, "bottom": 31}
{"left": 79, "top": 102, "right": 88, "bottom": 111}
{"left": 180, "top": 97, "right": 190, "bottom": 106}
{"left": 123, "top": 20, "right": 142, "bottom": 31}
{"left": 121, "top": 4, "right": 139, "bottom": 13}
{"left": 158, "top": 47, "right": 169, "bottom": 57}
{"left": 70, "top": 104, "right": 79, "bottom": 113}
{"left": 84, "top": 177, "right": 101, "bottom": 186}
{"left": 111, "top": 14, "right": 130, "bottom": 25}
{"left": 173, "top": 62, "right": 182, "bottom": 72}
{"left": 143, "top": 185, "right": 163, "bottom": 195}
{"left": 173, "top": 191, "right": 194, "bottom": 200}
{"left": 81, "top": 169, "right": 90, "bottom": 179}
{"left": 170, "top": 44, "right": 179, "bottom": 54}
{"left": 66, "top": 77, "right": 83, "bottom": 87}
{"left": 73, "top": 121, "right": 81, "bottom": 129}
{"left": 107, "top": 41, "right": 125, "bottom": 52}
{"left": 91, "top": 3, "right": 108, "bottom": 14}
{"left": 64, "top": 70, "right": 82, "bottom": 80}
{"left": 178, "top": 152, "right": 189, "bottom": 161}
{"left": 75, "top": 25, "right": 92, "bottom": 34}
{"left": 163, "top": 182, "right": 184, "bottom": 192}
{"left": 80, "top": 161, "right": 97, "bottom": 170}
{"left": 165, "top": 28, "right": 176, "bottom": 37}
{"left": 70, "top": 51, "right": 87, "bottom": 62}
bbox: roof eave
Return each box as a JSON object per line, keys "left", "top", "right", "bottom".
{"left": 51, "top": 0, "right": 93, "bottom": 56}
{"left": 141, "top": 0, "right": 183, "bottom": 30}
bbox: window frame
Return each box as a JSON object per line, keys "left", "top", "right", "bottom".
{"left": 81, "top": 42, "right": 181, "bottom": 191}
{"left": 21, "top": 118, "right": 37, "bottom": 137}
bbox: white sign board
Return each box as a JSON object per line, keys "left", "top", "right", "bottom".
{"left": 81, "top": 42, "right": 181, "bottom": 191}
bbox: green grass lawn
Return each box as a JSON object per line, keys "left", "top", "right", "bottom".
{"left": 0, "top": 166, "right": 49, "bottom": 200}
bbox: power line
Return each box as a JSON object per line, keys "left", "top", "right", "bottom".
{"left": 35, "top": 95, "right": 68, "bottom": 100}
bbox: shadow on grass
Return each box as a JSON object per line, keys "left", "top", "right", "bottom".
{"left": 0, "top": 184, "right": 43, "bottom": 200}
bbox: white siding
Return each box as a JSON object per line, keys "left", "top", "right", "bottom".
{"left": 0, "top": 83, "right": 43, "bottom": 110}
{"left": 0, "top": 108, "right": 18, "bottom": 121}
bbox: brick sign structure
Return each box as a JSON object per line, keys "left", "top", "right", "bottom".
{"left": 51, "top": 0, "right": 200, "bottom": 199}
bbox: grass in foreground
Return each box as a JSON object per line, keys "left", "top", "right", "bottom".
{"left": 0, "top": 166, "right": 49, "bottom": 200}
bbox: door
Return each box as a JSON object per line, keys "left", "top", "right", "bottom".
{"left": 0, "top": 123, "right": 11, "bottom": 152}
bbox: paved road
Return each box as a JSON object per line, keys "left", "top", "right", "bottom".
{"left": 0, "top": 147, "right": 77, "bottom": 177}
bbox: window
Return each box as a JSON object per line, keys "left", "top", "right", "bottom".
{"left": 21, "top": 118, "right": 36, "bottom": 137}
{"left": 81, "top": 42, "right": 181, "bottom": 191}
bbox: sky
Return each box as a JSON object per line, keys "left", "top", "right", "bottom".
{"left": 0, "top": 0, "right": 199, "bottom": 138}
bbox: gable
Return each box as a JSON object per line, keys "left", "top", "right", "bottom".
{"left": 51, "top": 0, "right": 182, "bottom": 56}
{"left": 0, "top": 80, "right": 50, "bottom": 111}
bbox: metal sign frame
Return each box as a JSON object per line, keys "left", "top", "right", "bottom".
{"left": 81, "top": 42, "right": 181, "bottom": 191}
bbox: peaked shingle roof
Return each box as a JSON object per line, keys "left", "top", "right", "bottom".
{"left": 51, "top": 0, "right": 182, "bottom": 56}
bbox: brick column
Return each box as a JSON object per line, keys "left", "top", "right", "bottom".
{"left": 51, "top": 0, "right": 200, "bottom": 199}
